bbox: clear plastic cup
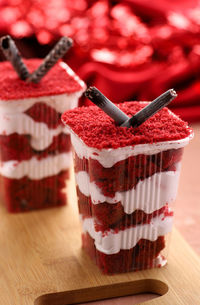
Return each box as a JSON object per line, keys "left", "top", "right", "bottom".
{"left": 0, "top": 59, "right": 85, "bottom": 212}
{"left": 62, "top": 102, "right": 193, "bottom": 274}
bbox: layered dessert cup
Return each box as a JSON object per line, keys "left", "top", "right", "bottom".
{"left": 62, "top": 101, "right": 192, "bottom": 274}
{"left": 0, "top": 59, "right": 85, "bottom": 212}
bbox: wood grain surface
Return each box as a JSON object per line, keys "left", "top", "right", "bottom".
{"left": 0, "top": 123, "right": 199, "bottom": 305}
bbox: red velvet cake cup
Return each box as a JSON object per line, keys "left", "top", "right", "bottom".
{"left": 0, "top": 59, "right": 85, "bottom": 212}
{"left": 62, "top": 102, "right": 193, "bottom": 274}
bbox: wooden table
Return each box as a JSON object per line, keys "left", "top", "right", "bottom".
{"left": 0, "top": 123, "right": 199, "bottom": 305}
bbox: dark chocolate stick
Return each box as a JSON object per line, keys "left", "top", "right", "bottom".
{"left": 27, "top": 36, "right": 73, "bottom": 83}
{"left": 0, "top": 35, "right": 30, "bottom": 80}
{"left": 85, "top": 87, "right": 129, "bottom": 125}
{"left": 120, "top": 89, "right": 177, "bottom": 128}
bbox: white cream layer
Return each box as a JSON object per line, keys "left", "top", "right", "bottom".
{"left": 0, "top": 152, "right": 71, "bottom": 179}
{"left": 81, "top": 212, "right": 173, "bottom": 254}
{"left": 70, "top": 128, "right": 192, "bottom": 168}
{"left": 0, "top": 112, "right": 70, "bottom": 150}
{"left": 0, "top": 62, "right": 85, "bottom": 150}
{"left": 0, "top": 91, "right": 83, "bottom": 115}
{"left": 75, "top": 162, "right": 181, "bottom": 214}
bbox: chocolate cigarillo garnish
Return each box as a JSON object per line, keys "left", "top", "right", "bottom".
{"left": 85, "top": 87, "right": 129, "bottom": 125}
{"left": 121, "top": 89, "right": 178, "bottom": 128}
{"left": 28, "top": 36, "right": 73, "bottom": 83}
{"left": 0, "top": 35, "right": 30, "bottom": 80}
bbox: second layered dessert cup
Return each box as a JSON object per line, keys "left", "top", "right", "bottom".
{"left": 62, "top": 101, "right": 192, "bottom": 274}
{"left": 0, "top": 59, "right": 85, "bottom": 212}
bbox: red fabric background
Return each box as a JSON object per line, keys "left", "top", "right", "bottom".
{"left": 0, "top": 0, "right": 199, "bottom": 123}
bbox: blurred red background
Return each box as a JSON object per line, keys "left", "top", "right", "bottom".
{"left": 0, "top": 0, "right": 199, "bottom": 122}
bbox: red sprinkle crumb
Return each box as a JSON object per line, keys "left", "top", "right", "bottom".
{"left": 0, "top": 59, "right": 83, "bottom": 100}
{"left": 62, "top": 102, "right": 192, "bottom": 149}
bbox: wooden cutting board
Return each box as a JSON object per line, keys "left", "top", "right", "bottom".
{"left": 0, "top": 170, "right": 200, "bottom": 305}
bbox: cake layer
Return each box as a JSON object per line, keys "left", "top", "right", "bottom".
{"left": 77, "top": 187, "right": 170, "bottom": 231}
{"left": 0, "top": 133, "right": 71, "bottom": 162}
{"left": 81, "top": 211, "right": 173, "bottom": 255}
{"left": 0, "top": 104, "right": 70, "bottom": 151}
{"left": 25, "top": 102, "right": 63, "bottom": 129}
{"left": 75, "top": 164, "right": 180, "bottom": 213}
{"left": 74, "top": 147, "right": 182, "bottom": 196}
{"left": 0, "top": 170, "right": 69, "bottom": 212}
{"left": 82, "top": 232, "right": 166, "bottom": 274}
{"left": 0, "top": 152, "right": 71, "bottom": 179}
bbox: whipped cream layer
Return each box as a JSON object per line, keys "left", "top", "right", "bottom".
{"left": 0, "top": 152, "right": 71, "bottom": 179}
{"left": 75, "top": 163, "right": 181, "bottom": 214}
{"left": 71, "top": 131, "right": 191, "bottom": 168}
{"left": 0, "top": 112, "right": 70, "bottom": 150}
{"left": 81, "top": 212, "right": 173, "bottom": 254}
{"left": 0, "top": 113, "right": 71, "bottom": 151}
{"left": 0, "top": 92, "right": 81, "bottom": 150}
{"left": 0, "top": 91, "right": 82, "bottom": 114}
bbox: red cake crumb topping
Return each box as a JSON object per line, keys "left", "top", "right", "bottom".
{"left": 62, "top": 102, "right": 192, "bottom": 149}
{"left": 0, "top": 59, "right": 83, "bottom": 100}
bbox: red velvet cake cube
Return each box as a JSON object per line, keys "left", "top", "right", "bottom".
{"left": 0, "top": 59, "right": 85, "bottom": 212}
{"left": 62, "top": 101, "right": 192, "bottom": 274}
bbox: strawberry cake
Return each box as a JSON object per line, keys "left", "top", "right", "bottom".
{"left": 0, "top": 59, "right": 85, "bottom": 212}
{"left": 62, "top": 101, "right": 192, "bottom": 274}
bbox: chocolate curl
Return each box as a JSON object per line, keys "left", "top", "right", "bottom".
{"left": 27, "top": 36, "right": 73, "bottom": 83}
{"left": 121, "top": 89, "right": 177, "bottom": 128}
{"left": 85, "top": 87, "right": 129, "bottom": 125}
{"left": 0, "top": 35, "right": 30, "bottom": 80}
